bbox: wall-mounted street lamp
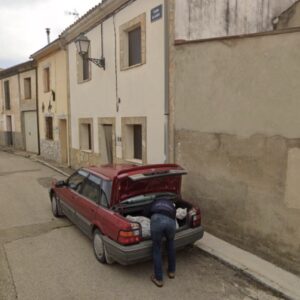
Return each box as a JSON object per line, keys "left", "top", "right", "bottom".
{"left": 75, "top": 33, "right": 105, "bottom": 69}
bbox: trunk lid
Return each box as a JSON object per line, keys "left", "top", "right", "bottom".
{"left": 112, "top": 165, "right": 186, "bottom": 205}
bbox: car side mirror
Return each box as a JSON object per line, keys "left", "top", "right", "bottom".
{"left": 55, "top": 180, "right": 66, "bottom": 188}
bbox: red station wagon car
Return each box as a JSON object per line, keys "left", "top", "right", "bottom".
{"left": 49, "top": 164, "right": 204, "bottom": 265}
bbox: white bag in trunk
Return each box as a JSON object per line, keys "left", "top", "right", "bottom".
{"left": 126, "top": 215, "right": 151, "bottom": 238}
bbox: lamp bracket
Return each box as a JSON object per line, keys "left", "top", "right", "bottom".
{"left": 88, "top": 57, "right": 105, "bottom": 69}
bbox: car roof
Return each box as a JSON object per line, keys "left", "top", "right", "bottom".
{"left": 83, "top": 164, "right": 182, "bottom": 180}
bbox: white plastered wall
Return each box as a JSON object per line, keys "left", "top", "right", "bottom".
{"left": 68, "top": 0, "right": 165, "bottom": 164}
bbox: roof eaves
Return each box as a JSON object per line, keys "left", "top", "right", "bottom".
{"left": 60, "top": 1, "right": 106, "bottom": 37}
{"left": 60, "top": 0, "right": 132, "bottom": 44}
{"left": 30, "top": 38, "right": 62, "bottom": 61}
{"left": 0, "top": 60, "right": 36, "bottom": 79}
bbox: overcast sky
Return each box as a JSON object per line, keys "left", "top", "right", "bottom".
{"left": 0, "top": 0, "right": 101, "bottom": 69}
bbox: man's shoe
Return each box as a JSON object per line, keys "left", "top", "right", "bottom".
{"left": 168, "top": 272, "right": 175, "bottom": 279}
{"left": 151, "top": 275, "right": 163, "bottom": 287}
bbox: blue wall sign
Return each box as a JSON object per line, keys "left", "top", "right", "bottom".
{"left": 151, "top": 5, "right": 163, "bottom": 22}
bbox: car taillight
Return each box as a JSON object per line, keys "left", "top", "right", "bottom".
{"left": 189, "top": 208, "right": 201, "bottom": 228}
{"left": 117, "top": 223, "right": 141, "bottom": 245}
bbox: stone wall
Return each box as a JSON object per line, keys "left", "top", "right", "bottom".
{"left": 176, "top": 131, "right": 300, "bottom": 274}
{"left": 12, "top": 132, "right": 24, "bottom": 150}
{"left": 40, "top": 139, "right": 60, "bottom": 162}
{"left": 174, "top": 31, "right": 300, "bottom": 275}
{"left": 70, "top": 148, "right": 102, "bottom": 170}
{"left": 0, "top": 132, "right": 7, "bottom": 146}
{"left": 0, "top": 132, "right": 24, "bottom": 150}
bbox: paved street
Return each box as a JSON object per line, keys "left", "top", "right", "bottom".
{"left": 0, "top": 151, "right": 284, "bottom": 300}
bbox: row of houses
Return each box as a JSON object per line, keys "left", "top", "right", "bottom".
{"left": 1, "top": 0, "right": 300, "bottom": 275}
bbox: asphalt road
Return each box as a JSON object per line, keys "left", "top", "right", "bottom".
{"left": 0, "top": 151, "right": 284, "bottom": 300}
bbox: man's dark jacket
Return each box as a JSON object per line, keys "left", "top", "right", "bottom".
{"left": 150, "top": 198, "right": 176, "bottom": 220}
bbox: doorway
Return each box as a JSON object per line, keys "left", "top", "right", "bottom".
{"left": 6, "top": 116, "right": 13, "bottom": 146}
{"left": 59, "top": 119, "right": 68, "bottom": 164}
{"left": 24, "top": 111, "right": 38, "bottom": 153}
{"left": 103, "top": 124, "right": 113, "bottom": 164}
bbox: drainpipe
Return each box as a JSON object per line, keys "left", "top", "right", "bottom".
{"left": 164, "top": 0, "right": 175, "bottom": 163}
{"left": 17, "top": 72, "right": 22, "bottom": 149}
{"left": 164, "top": 0, "right": 169, "bottom": 163}
{"left": 35, "top": 67, "right": 41, "bottom": 155}
{"left": 65, "top": 42, "right": 72, "bottom": 167}
{"left": 101, "top": 23, "right": 104, "bottom": 61}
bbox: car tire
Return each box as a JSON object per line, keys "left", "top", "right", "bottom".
{"left": 104, "top": 247, "right": 115, "bottom": 265}
{"left": 93, "top": 229, "right": 107, "bottom": 264}
{"left": 51, "top": 193, "right": 64, "bottom": 218}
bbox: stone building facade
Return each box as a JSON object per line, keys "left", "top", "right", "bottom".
{"left": 0, "top": 61, "right": 38, "bottom": 153}
{"left": 31, "top": 40, "right": 69, "bottom": 164}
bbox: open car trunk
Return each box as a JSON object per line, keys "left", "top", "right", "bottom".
{"left": 113, "top": 197, "right": 193, "bottom": 240}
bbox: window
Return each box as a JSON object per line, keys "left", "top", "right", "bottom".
{"left": 43, "top": 67, "right": 50, "bottom": 92}
{"left": 120, "top": 13, "right": 146, "bottom": 70}
{"left": 79, "top": 119, "right": 93, "bottom": 151}
{"left": 128, "top": 27, "right": 141, "bottom": 66}
{"left": 133, "top": 125, "right": 142, "bottom": 159}
{"left": 4, "top": 80, "right": 10, "bottom": 110}
{"left": 45, "top": 116, "right": 53, "bottom": 140}
{"left": 103, "top": 124, "right": 113, "bottom": 164}
{"left": 68, "top": 169, "right": 89, "bottom": 191}
{"left": 122, "top": 117, "right": 146, "bottom": 163}
{"left": 80, "top": 175, "right": 101, "bottom": 203}
{"left": 98, "top": 118, "right": 116, "bottom": 165}
{"left": 24, "top": 77, "right": 32, "bottom": 99}
{"left": 6, "top": 115, "right": 13, "bottom": 146}
{"left": 82, "top": 53, "right": 90, "bottom": 81}
{"left": 101, "top": 180, "right": 112, "bottom": 207}
{"left": 77, "top": 51, "right": 91, "bottom": 83}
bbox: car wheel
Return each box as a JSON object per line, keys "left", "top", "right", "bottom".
{"left": 51, "top": 193, "right": 64, "bottom": 217}
{"left": 93, "top": 229, "right": 107, "bottom": 264}
{"left": 104, "top": 247, "right": 115, "bottom": 265}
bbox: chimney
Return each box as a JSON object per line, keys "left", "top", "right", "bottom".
{"left": 46, "top": 28, "right": 50, "bottom": 44}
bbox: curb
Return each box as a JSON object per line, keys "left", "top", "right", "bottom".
{"left": 31, "top": 158, "right": 71, "bottom": 177}
{"left": 195, "top": 234, "right": 300, "bottom": 300}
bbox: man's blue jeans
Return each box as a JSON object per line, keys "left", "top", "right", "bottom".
{"left": 151, "top": 213, "right": 176, "bottom": 281}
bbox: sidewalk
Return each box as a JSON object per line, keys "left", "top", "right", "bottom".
{"left": 0, "top": 146, "right": 74, "bottom": 176}
{"left": 196, "top": 234, "right": 300, "bottom": 300}
{"left": 1, "top": 147, "right": 300, "bottom": 300}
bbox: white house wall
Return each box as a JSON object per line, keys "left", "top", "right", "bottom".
{"left": 69, "top": 0, "right": 165, "bottom": 166}
{"left": 175, "top": 0, "right": 297, "bottom": 41}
